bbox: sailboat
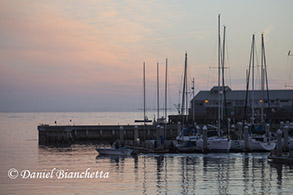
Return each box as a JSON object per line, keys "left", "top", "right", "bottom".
{"left": 154, "top": 60, "right": 169, "bottom": 125}
{"left": 175, "top": 126, "right": 201, "bottom": 152}
{"left": 232, "top": 34, "right": 276, "bottom": 152}
{"left": 176, "top": 15, "right": 231, "bottom": 153}
{"left": 174, "top": 52, "right": 200, "bottom": 152}
{"left": 134, "top": 62, "right": 152, "bottom": 123}
{"left": 248, "top": 34, "right": 275, "bottom": 151}
{"left": 195, "top": 15, "right": 231, "bottom": 152}
{"left": 196, "top": 128, "right": 232, "bottom": 152}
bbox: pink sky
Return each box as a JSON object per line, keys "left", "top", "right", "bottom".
{"left": 0, "top": 0, "right": 292, "bottom": 112}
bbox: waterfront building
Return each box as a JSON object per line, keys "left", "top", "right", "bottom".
{"left": 189, "top": 86, "right": 293, "bottom": 124}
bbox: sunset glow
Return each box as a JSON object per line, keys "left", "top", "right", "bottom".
{"left": 0, "top": 0, "right": 292, "bottom": 112}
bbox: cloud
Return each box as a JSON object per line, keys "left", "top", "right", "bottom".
{"left": 0, "top": 1, "right": 147, "bottom": 92}
{"left": 0, "top": 0, "right": 290, "bottom": 112}
{"left": 263, "top": 25, "right": 274, "bottom": 35}
{"left": 0, "top": 0, "right": 185, "bottom": 111}
{"left": 263, "top": 25, "right": 274, "bottom": 42}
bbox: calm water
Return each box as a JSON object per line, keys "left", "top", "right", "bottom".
{"left": 0, "top": 112, "right": 293, "bottom": 194}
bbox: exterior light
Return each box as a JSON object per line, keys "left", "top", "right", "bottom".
{"left": 259, "top": 99, "right": 263, "bottom": 103}
{"left": 205, "top": 100, "right": 209, "bottom": 103}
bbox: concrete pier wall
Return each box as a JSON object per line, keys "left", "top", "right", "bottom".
{"left": 38, "top": 124, "right": 178, "bottom": 146}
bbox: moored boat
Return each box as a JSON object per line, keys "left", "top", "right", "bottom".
{"left": 231, "top": 140, "right": 245, "bottom": 151}
{"left": 175, "top": 128, "right": 201, "bottom": 152}
{"left": 196, "top": 131, "right": 232, "bottom": 153}
{"left": 249, "top": 135, "right": 276, "bottom": 151}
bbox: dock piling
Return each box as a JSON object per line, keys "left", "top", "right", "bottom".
{"left": 244, "top": 126, "right": 249, "bottom": 152}
{"left": 238, "top": 122, "right": 243, "bottom": 140}
{"left": 277, "top": 129, "right": 283, "bottom": 156}
{"left": 156, "top": 125, "right": 162, "bottom": 149}
{"left": 177, "top": 122, "right": 181, "bottom": 135}
{"left": 203, "top": 125, "right": 207, "bottom": 153}
{"left": 134, "top": 126, "right": 139, "bottom": 146}
{"left": 284, "top": 126, "right": 289, "bottom": 151}
{"left": 160, "top": 126, "right": 165, "bottom": 147}
{"left": 119, "top": 126, "right": 124, "bottom": 145}
{"left": 147, "top": 129, "right": 151, "bottom": 138}
{"left": 227, "top": 118, "right": 231, "bottom": 138}
{"left": 280, "top": 121, "right": 284, "bottom": 130}
{"left": 265, "top": 124, "right": 270, "bottom": 142}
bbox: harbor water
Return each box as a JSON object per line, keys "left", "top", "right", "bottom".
{"left": 1, "top": 112, "right": 293, "bottom": 194}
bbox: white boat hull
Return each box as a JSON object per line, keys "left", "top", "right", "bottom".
{"left": 207, "top": 138, "right": 232, "bottom": 152}
{"left": 175, "top": 136, "right": 201, "bottom": 152}
{"left": 249, "top": 140, "right": 275, "bottom": 151}
{"left": 175, "top": 142, "right": 201, "bottom": 152}
{"left": 196, "top": 137, "right": 232, "bottom": 152}
{"left": 231, "top": 139, "right": 276, "bottom": 152}
{"left": 231, "top": 140, "right": 245, "bottom": 151}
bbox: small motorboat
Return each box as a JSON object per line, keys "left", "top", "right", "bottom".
{"left": 96, "top": 147, "right": 133, "bottom": 156}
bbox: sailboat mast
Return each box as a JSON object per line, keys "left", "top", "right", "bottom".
{"left": 223, "top": 25, "right": 228, "bottom": 122}
{"left": 165, "top": 58, "right": 168, "bottom": 123}
{"left": 218, "top": 14, "right": 221, "bottom": 134}
{"left": 186, "top": 57, "right": 188, "bottom": 122}
{"left": 157, "top": 62, "right": 160, "bottom": 121}
{"left": 181, "top": 53, "right": 188, "bottom": 122}
{"left": 244, "top": 35, "right": 254, "bottom": 124}
{"left": 164, "top": 58, "right": 168, "bottom": 139}
{"left": 143, "top": 62, "right": 146, "bottom": 140}
{"left": 251, "top": 34, "right": 255, "bottom": 125}
{"left": 262, "top": 34, "right": 272, "bottom": 128}
{"left": 261, "top": 34, "right": 265, "bottom": 123}
{"left": 192, "top": 78, "right": 195, "bottom": 122}
{"left": 221, "top": 25, "right": 226, "bottom": 121}
{"left": 143, "top": 62, "right": 146, "bottom": 122}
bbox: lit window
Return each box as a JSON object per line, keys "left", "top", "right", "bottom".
{"left": 204, "top": 100, "right": 209, "bottom": 103}
{"left": 259, "top": 99, "right": 263, "bottom": 103}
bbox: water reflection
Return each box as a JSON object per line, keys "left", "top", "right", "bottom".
{"left": 180, "top": 156, "right": 198, "bottom": 194}
{"left": 36, "top": 147, "right": 293, "bottom": 195}
{"left": 95, "top": 153, "right": 293, "bottom": 194}
{"left": 243, "top": 157, "right": 249, "bottom": 195}
{"left": 155, "top": 155, "right": 164, "bottom": 194}
{"left": 142, "top": 156, "right": 147, "bottom": 195}
{"left": 4, "top": 113, "right": 293, "bottom": 195}
{"left": 95, "top": 154, "right": 136, "bottom": 172}
{"left": 38, "top": 146, "right": 73, "bottom": 153}
{"left": 270, "top": 162, "right": 283, "bottom": 194}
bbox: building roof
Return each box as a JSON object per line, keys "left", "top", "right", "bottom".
{"left": 192, "top": 86, "right": 293, "bottom": 101}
